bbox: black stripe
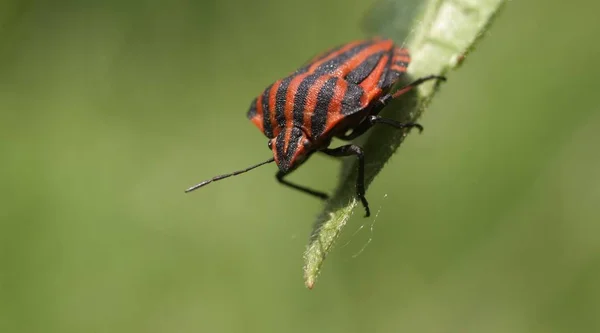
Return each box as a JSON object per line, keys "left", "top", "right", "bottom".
{"left": 295, "top": 43, "right": 346, "bottom": 74}
{"left": 275, "top": 127, "right": 304, "bottom": 171}
{"left": 395, "top": 60, "right": 409, "bottom": 68}
{"left": 311, "top": 77, "right": 338, "bottom": 138}
{"left": 345, "top": 52, "right": 383, "bottom": 84}
{"left": 341, "top": 83, "right": 365, "bottom": 116}
{"left": 287, "top": 127, "right": 303, "bottom": 161}
{"left": 261, "top": 84, "right": 273, "bottom": 138}
{"left": 313, "top": 41, "right": 373, "bottom": 75}
{"left": 247, "top": 97, "right": 258, "bottom": 120}
{"left": 378, "top": 49, "right": 395, "bottom": 89}
{"left": 384, "top": 66, "right": 405, "bottom": 89}
{"left": 292, "top": 74, "right": 320, "bottom": 126}
{"left": 383, "top": 70, "right": 401, "bottom": 90}
{"left": 275, "top": 76, "right": 294, "bottom": 130}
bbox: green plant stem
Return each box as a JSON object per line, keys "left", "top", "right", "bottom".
{"left": 303, "top": 0, "right": 507, "bottom": 289}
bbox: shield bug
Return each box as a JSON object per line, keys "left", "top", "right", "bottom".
{"left": 186, "top": 38, "right": 445, "bottom": 217}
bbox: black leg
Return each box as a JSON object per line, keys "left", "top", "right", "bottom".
{"left": 368, "top": 115, "right": 423, "bottom": 132}
{"left": 322, "top": 144, "right": 370, "bottom": 217}
{"left": 378, "top": 74, "right": 446, "bottom": 107}
{"left": 276, "top": 170, "right": 329, "bottom": 200}
{"left": 337, "top": 115, "right": 423, "bottom": 141}
{"left": 337, "top": 75, "right": 444, "bottom": 141}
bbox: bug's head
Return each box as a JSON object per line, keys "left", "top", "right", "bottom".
{"left": 269, "top": 126, "right": 311, "bottom": 173}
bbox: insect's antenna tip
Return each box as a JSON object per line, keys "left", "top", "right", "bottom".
{"left": 184, "top": 181, "right": 208, "bottom": 193}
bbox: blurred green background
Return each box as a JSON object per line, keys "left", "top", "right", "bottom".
{"left": 1, "top": 0, "right": 599, "bottom": 332}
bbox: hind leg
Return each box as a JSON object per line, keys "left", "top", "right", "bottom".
{"left": 336, "top": 75, "right": 445, "bottom": 140}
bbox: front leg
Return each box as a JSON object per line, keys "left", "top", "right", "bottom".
{"left": 276, "top": 170, "right": 329, "bottom": 200}
{"left": 322, "top": 144, "right": 370, "bottom": 217}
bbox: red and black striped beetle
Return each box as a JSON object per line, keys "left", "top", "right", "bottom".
{"left": 186, "top": 38, "right": 445, "bottom": 217}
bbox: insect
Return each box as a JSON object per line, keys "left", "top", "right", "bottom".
{"left": 186, "top": 38, "right": 446, "bottom": 217}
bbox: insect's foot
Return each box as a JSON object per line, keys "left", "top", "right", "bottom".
{"left": 419, "top": 74, "right": 447, "bottom": 83}
{"left": 406, "top": 122, "right": 424, "bottom": 133}
{"left": 317, "top": 193, "right": 330, "bottom": 200}
{"left": 359, "top": 196, "right": 371, "bottom": 217}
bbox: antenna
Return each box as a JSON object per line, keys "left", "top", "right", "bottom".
{"left": 185, "top": 157, "right": 275, "bottom": 193}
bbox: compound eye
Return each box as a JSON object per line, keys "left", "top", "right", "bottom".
{"left": 267, "top": 140, "right": 273, "bottom": 150}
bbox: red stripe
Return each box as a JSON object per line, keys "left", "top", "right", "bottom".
{"left": 302, "top": 76, "right": 329, "bottom": 137}
{"left": 283, "top": 74, "right": 306, "bottom": 151}
{"left": 390, "top": 65, "right": 408, "bottom": 72}
{"left": 393, "top": 47, "right": 410, "bottom": 64}
{"left": 268, "top": 81, "right": 280, "bottom": 136}
{"left": 359, "top": 54, "right": 389, "bottom": 102}
{"left": 334, "top": 40, "right": 393, "bottom": 77}
{"left": 327, "top": 79, "right": 348, "bottom": 128}
{"left": 395, "top": 47, "right": 409, "bottom": 55}
{"left": 285, "top": 74, "right": 307, "bottom": 128}
{"left": 393, "top": 55, "right": 411, "bottom": 63}
{"left": 252, "top": 96, "right": 264, "bottom": 132}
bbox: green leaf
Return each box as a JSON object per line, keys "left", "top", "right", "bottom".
{"left": 303, "top": 0, "right": 507, "bottom": 289}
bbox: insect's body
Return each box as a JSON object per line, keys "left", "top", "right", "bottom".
{"left": 187, "top": 38, "right": 446, "bottom": 217}
{"left": 247, "top": 39, "right": 410, "bottom": 173}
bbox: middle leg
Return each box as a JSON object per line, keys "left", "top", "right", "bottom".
{"left": 322, "top": 144, "right": 371, "bottom": 217}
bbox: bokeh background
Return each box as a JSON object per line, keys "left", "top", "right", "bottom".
{"left": 1, "top": 0, "right": 599, "bottom": 332}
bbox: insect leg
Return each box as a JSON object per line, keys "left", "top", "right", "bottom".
{"left": 337, "top": 115, "right": 422, "bottom": 140}
{"left": 276, "top": 170, "right": 329, "bottom": 200}
{"left": 322, "top": 144, "right": 370, "bottom": 217}
{"left": 338, "top": 75, "right": 444, "bottom": 141}
{"left": 378, "top": 74, "right": 446, "bottom": 107}
{"left": 367, "top": 115, "right": 423, "bottom": 132}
